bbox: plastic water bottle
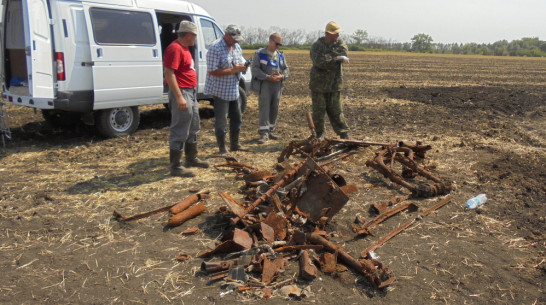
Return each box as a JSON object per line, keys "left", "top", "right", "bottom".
{"left": 466, "top": 194, "right": 487, "bottom": 209}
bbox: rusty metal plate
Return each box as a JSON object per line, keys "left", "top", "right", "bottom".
{"left": 262, "top": 212, "right": 289, "bottom": 241}
{"left": 295, "top": 158, "right": 349, "bottom": 222}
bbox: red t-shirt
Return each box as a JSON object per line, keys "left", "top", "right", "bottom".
{"left": 163, "top": 40, "right": 197, "bottom": 88}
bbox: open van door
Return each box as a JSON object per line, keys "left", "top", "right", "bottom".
{"left": 22, "top": 0, "right": 54, "bottom": 98}
{"left": 82, "top": 4, "right": 163, "bottom": 110}
{"left": 195, "top": 17, "right": 223, "bottom": 96}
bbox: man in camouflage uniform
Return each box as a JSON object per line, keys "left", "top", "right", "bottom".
{"left": 309, "top": 21, "right": 350, "bottom": 140}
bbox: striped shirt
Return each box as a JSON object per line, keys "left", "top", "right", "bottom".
{"left": 204, "top": 38, "right": 245, "bottom": 101}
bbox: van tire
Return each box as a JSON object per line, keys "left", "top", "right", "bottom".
{"left": 96, "top": 106, "right": 140, "bottom": 137}
{"left": 238, "top": 86, "right": 247, "bottom": 113}
{"left": 42, "top": 110, "right": 81, "bottom": 128}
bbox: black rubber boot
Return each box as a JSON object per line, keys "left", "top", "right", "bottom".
{"left": 184, "top": 143, "right": 210, "bottom": 168}
{"left": 216, "top": 134, "right": 228, "bottom": 154}
{"left": 169, "top": 149, "right": 195, "bottom": 177}
{"left": 230, "top": 131, "right": 245, "bottom": 151}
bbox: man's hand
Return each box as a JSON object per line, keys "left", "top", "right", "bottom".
{"left": 177, "top": 97, "right": 188, "bottom": 111}
{"left": 269, "top": 73, "right": 283, "bottom": 83}
{"left": 335, "top": 55, "right": 349, "bottom": 64}
{"left": 232, "top": 64, "right": 247, "bottom": 73}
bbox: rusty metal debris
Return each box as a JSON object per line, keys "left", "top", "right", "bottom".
{"left": 306, "top": 232, "right": 395, "bottom": 288}
{"left": 365, "top": 146, "right": 452, "bottom": 197}
{"left": 360, "top": 196, "right": 452, "bottom": 258}
{"left": 110, "top": 110, "right": 457, "bottom": 297}
{"left": 370, "top": 194, "right": 411, "bottom": 214}
{"left": 113, "top": 191, "right": 210, "bottom": 224}
{"left": 213, "top": 155, "right": 257, "bottom": 176}
{"left": 200, "top": 149, "right": 396, "bottom": 290}
{"left": 353, "top": 200, "right": 418, "bottom": 236}
{"left": 167, "top": 202, "right": 206, "bottom": 227}
{"left": 199, "top": 116, "right": 457, "bottom": 294}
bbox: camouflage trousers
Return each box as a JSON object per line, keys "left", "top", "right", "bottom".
{"left": 311, "top": 91, "right": 349, "bottom": 136}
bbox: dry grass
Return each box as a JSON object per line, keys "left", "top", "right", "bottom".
{"left": 1, "top": 51, "right": 545, "bottom": 304}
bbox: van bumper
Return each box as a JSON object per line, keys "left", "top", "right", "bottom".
{"left": 55, "top": 91, "right": 94, "bottom": 112}
{"left": 1, "top": 90, "right": 93, "bottom": 112}
{"left": 2, "top": 89, "right": 54, "bottom": 109}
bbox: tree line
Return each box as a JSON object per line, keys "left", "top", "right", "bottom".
{"left": 239, "top": 26, "right": 546, "bottom": 57}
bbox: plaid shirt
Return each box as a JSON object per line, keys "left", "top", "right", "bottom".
{"left": 204, "top": 38, "right": 245, "bottom": 101}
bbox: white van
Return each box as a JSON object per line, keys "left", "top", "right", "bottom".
{"left": 0, "top": 0, "right": 251, "bottom": 137}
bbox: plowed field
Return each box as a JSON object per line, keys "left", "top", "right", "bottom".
{"left": 1, "top": 51, "right": 544, "bottom": 304}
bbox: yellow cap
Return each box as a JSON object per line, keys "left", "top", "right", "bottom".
{"left": 325, "top": 21, "right": 341, "bottom": 34}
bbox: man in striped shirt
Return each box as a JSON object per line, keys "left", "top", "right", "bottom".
{"left": 205, "top": 25, "right": 248, "bottom": 154}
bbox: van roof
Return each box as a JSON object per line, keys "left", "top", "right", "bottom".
{"left": 72, "top": 0, "right": 212, "bottom": 18}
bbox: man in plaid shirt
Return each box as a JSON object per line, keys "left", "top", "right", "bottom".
{"left": 205, "top": 25, "right": 248, "bottom": 154}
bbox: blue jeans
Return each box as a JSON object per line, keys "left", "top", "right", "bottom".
{"left": 213, "top": 96, "right": 242, "bottom": 137}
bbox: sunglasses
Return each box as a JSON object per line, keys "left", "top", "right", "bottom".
{"left": 274, "top": 42, "right": 282, "bottom": 46}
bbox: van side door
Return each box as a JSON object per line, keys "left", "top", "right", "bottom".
{"left": 22, "top": 0, "right": 54, "bottom": 98}
{"left": 82, "top": 4, "right": 162, "bottom": 110}
{"left": 195, "top": 17, "right": 223, "bottom": 95}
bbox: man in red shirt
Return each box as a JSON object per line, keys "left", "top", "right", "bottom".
{"left": 164, "top": 20, "right": 209, "bottom": 177}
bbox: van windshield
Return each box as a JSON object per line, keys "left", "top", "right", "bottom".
{"left": 90, "top": 8, "right": 156, "bottom": 46}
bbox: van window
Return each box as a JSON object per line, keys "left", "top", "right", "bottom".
{"left": 200, "top": 19, "right": 223, "bottom": 48}
{"left": 89, "top": 8, "right": 155, "bottom": 45}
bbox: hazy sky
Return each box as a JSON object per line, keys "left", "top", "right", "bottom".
{"left": 194, "top": 0, "right": 545, "bottom": 44}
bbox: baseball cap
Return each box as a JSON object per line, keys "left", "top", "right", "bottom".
{"left": 177, "top": 20, "right": 197, "bottom": 35}
{"left": 225, "top": 24, "right": 244, "bottom": 43}
{"left": 325, "top": 21, "right": 342, "bottom": 34}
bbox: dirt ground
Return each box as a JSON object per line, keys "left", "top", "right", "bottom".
{"left": 0, "top": 51, "right": 544, "bottom": 305}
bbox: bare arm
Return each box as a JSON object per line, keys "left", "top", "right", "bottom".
{"left": 164, "top": 67, "right": 187, "bottom": 111}
{"left": 208, "top": 65, "right": 246, "bottom": 76}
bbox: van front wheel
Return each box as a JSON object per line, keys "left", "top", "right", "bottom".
{"left": 96, "top": 106, "right": 140, "bottom": 137}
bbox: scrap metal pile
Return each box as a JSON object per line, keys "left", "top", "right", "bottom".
{"left": 113, "top": 114, "right": 454, "bottom": 299}
{"left": 195, "top": 114, "right": 453, "bottom": 297}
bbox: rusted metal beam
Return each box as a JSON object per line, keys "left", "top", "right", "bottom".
{"left": 328, "top": 138, "right": 392, "bottom": 148}
{"left": 354, "top": 200, "right": 418, "bottom": 236}
{"left": 273, "top": 245, "right": 323, "bottom": 252}
{"left": 306, "top": 233, "right": 394, "bottom": 288}
{"left": 366, "top": 146, "right": 452, "bottom": 197}
{"left": 361, "top": 218, "right": 418, "bottom": 258}
{"left": 360, "top": 196, "right": 452, "bottom": 257}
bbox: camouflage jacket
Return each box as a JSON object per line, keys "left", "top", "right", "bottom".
{"left": 309, "top": 37, "right": 348, "bottom": 92}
